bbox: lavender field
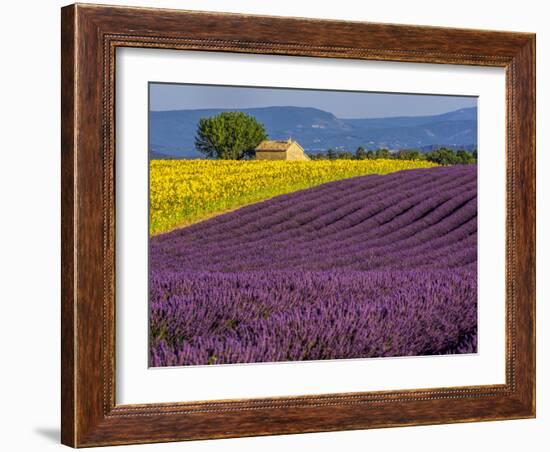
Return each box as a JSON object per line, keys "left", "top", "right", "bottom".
{"left": 150, "top": 165, "right": 478, "bottom": 367}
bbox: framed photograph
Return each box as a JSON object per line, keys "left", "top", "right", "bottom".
{"left": 61, "top": 3, "right": 536, "bottom": 447}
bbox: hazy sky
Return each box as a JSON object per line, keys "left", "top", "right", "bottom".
{"left": 150, "top": 83, "right": 477, "bottom": 119}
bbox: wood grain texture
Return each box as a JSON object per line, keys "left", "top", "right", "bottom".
{"left": 60, "top": 5, "right": 76, "bottom": 446}
{"left": 60, "top": 3, "right": 536, "bottom": 447}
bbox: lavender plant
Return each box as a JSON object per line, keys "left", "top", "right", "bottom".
{"left": 150, "top": 165, "right": 478, "bottom": 366}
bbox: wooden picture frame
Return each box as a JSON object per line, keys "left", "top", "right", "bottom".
{"left": 61, "top": 3, "right": 535, "bottom": 447}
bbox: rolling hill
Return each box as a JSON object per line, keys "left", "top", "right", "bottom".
{"left": 149, "top": 165, "right": 478, "bottom": 366}
{"left": 150, "top": 106, "right": 477, "bottom": 158}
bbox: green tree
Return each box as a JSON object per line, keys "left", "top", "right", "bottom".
{"left": 396, "top": 150, "right": 422, "bottom": 160}
{"left": 426, "top": 148, "right": 459, "bottom": 165}
{"left": 326, "top": 148, "right": 337, "bottom": 160}
{"left": 366, "top": 150, "right": 375, "bottom": 160}
{"left": 355, "top": 146, "right": 367, "bottom": 160}
{"left": 456, "top": 150, "right": 475, "bottom": 164}
{"left": 375, "top": 148, "right": 391, "bottom": 159}
{"left": 194, "top": 112, "right": 267, "bottom": 160}
{"left": 337, "top": 151, "right": 354, "bottom": 160}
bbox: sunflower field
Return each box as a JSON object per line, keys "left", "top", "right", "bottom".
{"left": 149, "top": 159, "right": 438, "bottom": 235}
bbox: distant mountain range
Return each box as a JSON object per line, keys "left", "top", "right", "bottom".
{"left": 150, "top": 106, "right": 477, "bottom": 158}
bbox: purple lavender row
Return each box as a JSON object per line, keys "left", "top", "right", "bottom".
{"left": 150, "top": 167, "right": 476, "bottom": 273}
{"left": 154, "top": 173, "right": 476, "bottom": 265}
{"left": 151, "top": 166, "right": 475, "bottom": 256}
{"left": 150, "top": 268, "right": 477, "bottom": 366}
{"left": 150, "top": 190, "right": 476, "bottom": 272}
{"left": 155, "top": 166, "right": 474, "bottom": 249}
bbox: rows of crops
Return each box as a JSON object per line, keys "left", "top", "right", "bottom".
{"left": 149, "top": 159, "right": 438, "bottom": 235}
{"left": 149, "top": 165, "right": 478, "bottom": 366}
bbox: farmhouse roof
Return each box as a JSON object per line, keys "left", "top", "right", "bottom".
{"left": 255, "top": 139, "right": 295, "bottom": 152}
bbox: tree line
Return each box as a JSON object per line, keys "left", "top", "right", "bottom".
{"left": 193, "top": 111, "right": 477, "bottom": 165}
{"left": 309, "top": 147, "right": 477, "bottom": 165}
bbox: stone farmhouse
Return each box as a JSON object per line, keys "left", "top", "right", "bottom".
{"left": 254, "top": 139, "right": 310, "bottom": 161}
